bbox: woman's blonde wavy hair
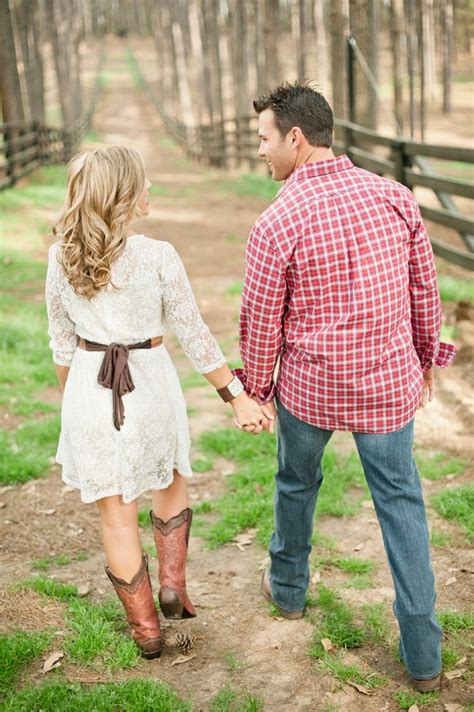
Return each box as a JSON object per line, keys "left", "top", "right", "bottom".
{"left": 53, "top": 145, "right": 146, "bottom": 299}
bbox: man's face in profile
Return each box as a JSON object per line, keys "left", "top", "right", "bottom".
{"left": 257, "top": 109, "right": 296, "bottom": 182}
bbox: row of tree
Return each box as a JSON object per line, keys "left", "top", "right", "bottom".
{"left": 1, "top": 0, "right": 472, "bottom": 140}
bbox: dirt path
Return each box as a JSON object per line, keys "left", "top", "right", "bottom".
{"left": 1, "top": 40, "right": 473, "bottom": 712}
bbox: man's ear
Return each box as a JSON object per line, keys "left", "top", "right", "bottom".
{"left": 289, "top": 127, "right": 303, "bottom": 148}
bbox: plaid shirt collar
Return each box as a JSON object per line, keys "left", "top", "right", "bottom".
{"left": 281, "top": 154, "right": 354, "bottom": 192}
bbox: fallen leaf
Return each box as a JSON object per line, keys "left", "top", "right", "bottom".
{"left": 446, "top": 474, "right": 457, "bottom": 481}
{"left": 0, "top": 502, "right": 6, "bottom": 509}
{"left": 66, "top": 528, "right": 84, "bottom": 537}
{"left": 448, "top": 567, "right": 459, "bottom": 572}
{"left": 367, "top": 518, "right": 378, "bottom": 524}
{"left": 42, "top": 651, "right": 63, "bottom": 674}
{"left": 460, "top": 565, "right": 474, "bottom": 573}
{"left": 445, "top": 577, "right": 457, "bottom": 586}
{"left": 257, "top": 558, "right": 269, "bottom": 571}
{"left": 77, "top": 584, "right": 90, "bottom": 597}
{"left": 353, "top": 543, "right": 365, "bottom": 552}
{"left": 346, "top": 681, "right": 373, "bottom": 695}
{"left": 291, "top": 646, "right": 298, "bottom": 654}
{"left": 321, "top": 638, "right": 333, "bottom": 652}
{"left": 444, "top": 704, "right": 464, "bottom": 712}
{"left": 61, "top": 485, "right": 75, "bottom": 494}
{"left": 362, "top": 500, "right": 375, "bottom": 509}
{"left": 311, "top": 571, "right": 321, "bottom": 584}
{"left": 232, "top": 532, "right": 254, "bottom": 551}
{"left": 407, "top": 705, "right": 420, "bottom": 712}
{"left": 271, "top": 642, "right": 282, "bottom": 649}
{"left": 456, "top": 656, "right": 467, "bottom": 665}
{"left": 171, "top": 654, "right": 196, "bottom": 666}
{"left": 39, "top": 508, "right": 56, "bottom": 515}
{"left": 444, "top": 668, "right": 466, "bottom": 680}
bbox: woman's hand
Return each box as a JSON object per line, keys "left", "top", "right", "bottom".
{"left": 231, "top": 392, "right": 271, "bottom": 435}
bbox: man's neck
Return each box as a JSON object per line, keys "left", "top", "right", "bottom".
{"left": 295, "top": 146, "right": 335, "bottom": 169}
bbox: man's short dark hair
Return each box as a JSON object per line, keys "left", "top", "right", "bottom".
{"left": 253, "top": 81, "right": 333, "bottom": 148}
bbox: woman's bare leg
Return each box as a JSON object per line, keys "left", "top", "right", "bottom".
{"left": 151, "top": 471, "right": 189, "bottom": 521}
{"left": 96, "top": 495, "right": 143, "bottom": 582}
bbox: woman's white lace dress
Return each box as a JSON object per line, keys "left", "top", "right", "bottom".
{"left": 45, "top": 234, "right": 225, "bottom": 504}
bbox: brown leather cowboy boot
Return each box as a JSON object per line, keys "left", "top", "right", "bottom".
{"left": 150, "top": 507, "right": 196, "bottom": 619}
{"left": 105, "top": 554, "right": 161, "bottom": 659}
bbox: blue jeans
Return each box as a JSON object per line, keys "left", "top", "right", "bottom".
{"left": 269, "top": 400, "right": 442, "bottom": 680}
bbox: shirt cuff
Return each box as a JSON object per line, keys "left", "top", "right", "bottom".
{"left": 231, "top": 368, "right": 276, "bottom": 404}
{"left": 422, "top": 341, "right": 457, "bottom": 371}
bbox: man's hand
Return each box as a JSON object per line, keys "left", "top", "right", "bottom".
{"left": 418, "top": 366, "right": 434, "bottom": 409}
{"left": 261, "top": 399, "right": 277, "bottom": 434}
{"left": 231, "top": 392, "right": 272, "bottom": 435}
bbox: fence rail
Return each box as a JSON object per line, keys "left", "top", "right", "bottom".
{"left": 129, "top": 48, "right": 474, "bottom": 272}
{"left": 0, "top": 52, "right": 104, "bottom": 192}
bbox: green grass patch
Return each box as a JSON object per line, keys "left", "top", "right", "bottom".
{"left": 31, "top": 552, "right": 89, "bottom": 571}
{"left": 393, "top": 689, "right": 439, "bottom": 710}
{"left": 208, "top": 684, "right": 263, "bottom": 712}
{"left": 326, "top": 557, "right": 373, "bottom": 575}
{"left": 0, "top": 166, "right": 66, "bottom": 210}
{"left": 1, "top": 679, "right": 191, "bottom": 712}
{"left": 196, "top": 428, "right": 369, "bottom": 548}
{"left": 14, "top": 576, "right": 78, "bottom": 601}
{"left": 180, "top": 370, "right": 206, "bottom": 389}
{"left": 192, "top": 457, "right": 214, "bottom": 473}
{"left": 438, "top": 273, "right": 474, "bottom": 304}
{"left": 84, "top": 129, "right": 101, "bottom": 143}
{"left": 64, "top": 597, "right": 139, "bottom": 669}
{"left": 220, "top": 173, "right": 279, "bottom": 201}
{"left": 138, "top": 507, "right": 152, "bottom": 529}
{"left": 430, "top": 485, "right": 474, "bottom": 541}
{"left": 0, "top": 629, "right": 53, "bottom": 697}
{"left": 225, "top": 233, "right": 244, "bottom": 244}
{"left": 224, "top": 652, "right": 244, "bottom": 672}
{"left": 415, "top": 450, "right": 465, "bottom": 480}
{"left": 149, "top": 184, "right": 171, "bottom": 197}
{"left": 438, "top": 609, "right": 474, "bottom": 634}
{"left": 318, "top": 654, "right": 387, "bottom": 688}
{"left": 226, "top": 281, "right": 243, "bottom": 296}
{"left": 429, "top": 527, "right": 452, "bottom": 548}
{"left": 0, "top": 416, "right": 61, "bottom": 485}
{"left": 362, "top": 603, "right": 392, "bottom": 645}
{"left": 309, "top": 585, "right": 364, "bottom": 658}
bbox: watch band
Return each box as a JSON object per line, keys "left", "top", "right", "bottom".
{"left": 217, "top": 376, "right": 244, "bottom": 402}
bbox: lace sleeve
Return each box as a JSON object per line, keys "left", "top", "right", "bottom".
{"left": 45, "top": 245, "right": 77, "bottom": 366}
{"left": 161, "top": 243, "right": 226, "bottom": 373}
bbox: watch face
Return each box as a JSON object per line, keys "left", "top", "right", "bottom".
{"left": 228, "top": 378, "right": 243, "bottom": 397}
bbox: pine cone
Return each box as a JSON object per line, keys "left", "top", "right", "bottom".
{"left": 165, "top": 632, "right": 196, "bottom": 655}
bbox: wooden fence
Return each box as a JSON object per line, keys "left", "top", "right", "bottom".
{"left": 0, "top": 53, "right": 104, "bottom": 192}
{"left": 130, "top": 49, "right": 474, "bottom": 272}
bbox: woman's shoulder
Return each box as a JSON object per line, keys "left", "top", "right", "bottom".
{"left": 128, "top": 235, "right": 179, "bottom": 261}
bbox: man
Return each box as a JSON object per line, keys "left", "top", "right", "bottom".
{"left": 234, "top": 82, "right": 456, "bottom": 691}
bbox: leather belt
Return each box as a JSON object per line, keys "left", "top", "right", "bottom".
{"left": 77, "top": 335, "right": 163, "bottom": 431}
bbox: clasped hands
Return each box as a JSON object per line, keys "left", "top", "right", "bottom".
{"left": 231, "top": 392, "right": 276, "bottom": 435}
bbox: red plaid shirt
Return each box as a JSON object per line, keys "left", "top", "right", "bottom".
{"left": 235, "top": 155, "right": 456, "bottom": 433}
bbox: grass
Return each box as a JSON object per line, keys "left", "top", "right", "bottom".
{"left": 220, "top": 173, "right": 279, "bottom": 201}
{"left": 208, "top": 684, "right": 263, "bottom": 712}
{"left": 429, "top": 527, "right": 452, "bottom": 548}
{"left": 318, "top": 654, "right": 387, "bottom": 689}
{"left": 0, "top": 629, "right": 53, "bottom": 697}
{"left": 393, "top": 689, "right": 439, "bottom": 710}
{"left": 0, "top": 416, "right": 61, "bottom": 485}
{"left": 13, "top": 576, "right": 79, "bottom": 601}
{"left": 138, "top": 507, "right": 152, "bottom": 529}
{"left": 224, "top": 652, "right": 244, "bottom": 672}
{"left": 320, "top": 557, "right": 375, "bottom": 590}
{"left": 438, "top": 273, "right": 474, "bottom": 304}
{"left": 64, "top": 598, "right": 139, "bottom": 669}
{"left": 430, "top": 485, "right": 474, "bottom": 541}
{"left": 191, "top": 457, "right": 214, "bottom": 473}
{"left": 438, "top": 609, "right": 474, "bottom": 634}
{"left": 31, "top": 551, "right": 89, "bottom": 571}
{"left": 415, "top": 450, "right": 465, "bottom": 480}
{"left": 362, "top": 603, "right": 392, "bottom": 646}
{"left": 226, "top": 281, "right": 243, "bottom": 296}
{"left": 180, "top": 370, "right": 207, "bottom": 389}
{"left": 195, "top": 428, "right": 369, "bottom": 548}
{"left": 0, "top": 166, "right": 66, "bottom": 210}
{"left": 309, "top": 585, "right": 364, "bottom": 659}
{"left": 1, "top": 680, "right": 191, "bottom": 712}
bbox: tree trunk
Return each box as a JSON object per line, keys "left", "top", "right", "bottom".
{"left": 296, "top": 0, "right": 306, "bottom": 80}
{"left": 169, "top": 2, "right": 195, "bottom": 126}
{"left": 264, "top": 0, "right": 280, "bottom": 92}
{"left": 229, "top": 0, "right": 249, "bottom": 118}
{"left": 0, "top": 0, "right": 25, "bottom": 122}
{"left": 313, "top": 0, "right": 329, "bottom": 96}
{"left": 329, "top": 0, "right": 347, "bottom": 124}
{"left": 46, "top": 0, "right": 82, "bottom": 128}
{"left": 404, "top": 0, "right": 417, "bottom": 138}
{"left": 390, "top": 0, "right": 404, "bottom": 134}
{"left": 367, "top": 0, "right": 379, "bottom": 129}
{"left": 254, "top": 0, "right": 267, "bottom": 96}
{"left": 205, "top": 0, "right": 225, "bottom": 121}
{"left": 417, "top": 0, "right": 425, "bottom": 140}
{"left": 441, "top": 0, "right": 453, "bottom": 113}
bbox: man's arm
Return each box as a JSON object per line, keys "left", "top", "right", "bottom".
{"left": 235, "top": 225, "right": 287, "bottom": 404}
{"left": 409, "top": 205, "right": 456, "bottom": 384}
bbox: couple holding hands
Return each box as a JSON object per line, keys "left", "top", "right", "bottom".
{"left": 46, "top": 82, "right": 454, "bottom": 690}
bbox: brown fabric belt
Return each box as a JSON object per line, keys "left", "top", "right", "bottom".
{"left": 77, "top": 336, "right": 163, "bottom": 431}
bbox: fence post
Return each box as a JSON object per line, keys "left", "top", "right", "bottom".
{"left": 346, "top": 36, "right": 356, "bottom": 125}
{"left": 4, "top": 126, "right": 15, "bottom": 187}
{"left": 391, "top": 140, "right": 411, "bottom": 187}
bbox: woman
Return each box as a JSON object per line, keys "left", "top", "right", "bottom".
{"left": 46, "top": 145, "right": 268, "bottom": 659}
